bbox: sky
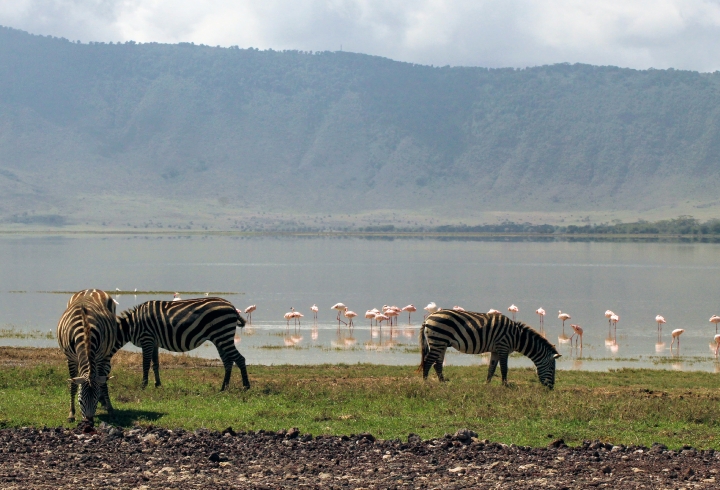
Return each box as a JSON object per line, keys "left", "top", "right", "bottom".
{"left": 2, "top": 0, "right": 720, "bottom": 71}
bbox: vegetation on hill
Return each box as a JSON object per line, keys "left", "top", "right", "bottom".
{"left": 1, "top": 26, "right": 720, "bottom": 224}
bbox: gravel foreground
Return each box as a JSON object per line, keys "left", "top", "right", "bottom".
{"left": 1, "top": 425, "right": 719, "bottom": 489}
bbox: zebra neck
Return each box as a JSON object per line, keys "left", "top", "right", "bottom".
{"left": 116, "top": 312, "right": 138, "bottom": 346}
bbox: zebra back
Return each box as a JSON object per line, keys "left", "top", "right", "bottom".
{"left": 67, "top": 289, "right": 117, "bottom": 316}
{"left": 118, "top": 297, "right": 245, "bottom": 352}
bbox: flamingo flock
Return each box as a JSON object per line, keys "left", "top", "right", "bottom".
{"left": 226, "top": 295, "right": 719, "bottom": 360}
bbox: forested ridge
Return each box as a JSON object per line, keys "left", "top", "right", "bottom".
{"left": 1, "top": 26, "right": 720, "bottom": 226}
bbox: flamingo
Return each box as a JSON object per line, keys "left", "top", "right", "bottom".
{"left": 604, "top": 310, "right": 614, "bottom": 330}
{"left": 284, "top": 308, "right": 295, "bottom": 327}
{"left": 310, "top": 304, "right": 319, "bottom": 320}
{"left": 558, "top": 311, "right": 571, "bottom": 337}
{"left": 423, "top": 302, "right": 439, "bottom": 318}
{"left": 375, "top": 313, "right": 389, "bottom": 326}
{"left": 172, "top": 292, "right": 181, "bottom": 301}
{"left": 401, "top": 304, "right": 417, "bottom": 323}
{"left": 610, "top": 313, "right": 619, "bottom": 336}
{"left": 453, "top": 306, "right": 466, "bottom": 312}
{"left": 655, "top": 315, "right": 666, "bottom": 333}
{"left": 487, "top": 309, "right": 502, "bottom": 316}
{"left": 569, "top": 324, "right": 583, "bottom": 348}
{"left": 331, "top": 303, "right": 347, "bottom": 326}
{"left": 714, "top": 334, "right": 720, "bottom": 357}
{"left": 710, "top": 315, "right": 720, "bottom": 333}
{"left": 535, "top": 307, "right": 546, "bottom": 332}
{"left": 507, "top": 304, "right": 519, "bottom": 321}
{"left": 670, "top": 328, "right": 685, "bottom": 353}
{"left": 365, "top": 310, "right": 376, "bottom": 326}
{"left": 385, "top": 308, "right": 399, "bottom": 326}
{"left": 292, "top": 310, "right": 304, "bottom": 327}
{"left": 244, "top": 304, "right": 256, "bottom": 323}
{"left": 344, "top": 307, "right": 358, "bottom": 327}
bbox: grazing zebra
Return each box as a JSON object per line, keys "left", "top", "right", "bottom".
{"left": 116, "top": 297, "right": 250, "bottom": 390}
{"left": 420, "top": 309, "right": 561, "bottom": 389}
{"left": 57, "top": 291, "right": 119, "bottom": 423}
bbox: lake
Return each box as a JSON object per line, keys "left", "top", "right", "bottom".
{"left": 2, "top": 233, "right": 720, "bottom": 372}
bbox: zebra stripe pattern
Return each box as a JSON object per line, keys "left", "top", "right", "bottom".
{"left": 67, "top": 289, "right": 117, "bottom": 315}
{"left": 420, "top": 309, "right": 561, "bottom": 389}
{"left": 57, "top": 290, "right": 119, "bottom": 423}
{"left": 117, "top": 297, "right": 249, "bottom": 390}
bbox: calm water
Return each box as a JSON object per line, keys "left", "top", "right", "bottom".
{"left": 2, "top": 234, "right": 720, "bottom": 372}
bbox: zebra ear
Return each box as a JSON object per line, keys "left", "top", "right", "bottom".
{"left": 70, "top": 377, "right": 86, "bottom": 385}
{"left": 553, "top": 354, "right": 562, "bottom": 359}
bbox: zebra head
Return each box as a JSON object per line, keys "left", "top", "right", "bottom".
{"left": 537, "top": 352, "right": 561, "bottom": 389}
{"left": 70, "top": 374, "right": 108, "bottom": 423}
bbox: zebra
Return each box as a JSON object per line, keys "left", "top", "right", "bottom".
{"left": 67, "top": 289, "right": 117, "bottom": 314}
{"left": 116, "top": 297, "right": 250, "bottom": 391}
{"left": 420, "top": 309, "right": 561, "bottom": 389}
{"left": 57, "top": 291, "right": 119, "bottom": 423}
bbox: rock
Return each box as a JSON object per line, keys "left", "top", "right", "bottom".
{"left": 286, "top": 427, "right": 300, "bottom": 439}
{"left": 221, "top": 427, "right": 236, "bottom": 437}
{"left": 407, "top": 433, "right": 421, "bottom": 444}
{"left": 209, "top": 453, "right": 221, "bottom": 463}
{"left": 601, "top": 466, "right": 613, "bottom": 474}
{"left": 358, "top": 432, "right": 375, "bottom": 442}
{"left": 548, "top": 438, "right": 566, "bottom": 448}
{"left": 453, "top": 429, "right": 476, "bottom": 441}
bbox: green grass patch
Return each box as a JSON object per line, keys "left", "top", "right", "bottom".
{"left": 0, "top": 350, "right": 719, "bottom": 449}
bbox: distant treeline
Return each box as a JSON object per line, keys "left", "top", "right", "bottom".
{"left": 357, "top": 216, "right": 720, "bottom": 235}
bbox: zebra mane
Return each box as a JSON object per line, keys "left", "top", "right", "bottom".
{"left": 79, "top": 301, "right": 94, "bottom": 378}
{"left": 513, "top": 320, "right": 560, "bottom": 355}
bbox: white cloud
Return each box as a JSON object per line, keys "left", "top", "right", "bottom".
{"left": 2, "top": 0, "right": 720, "bottom": 70}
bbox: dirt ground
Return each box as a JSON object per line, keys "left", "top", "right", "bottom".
{"left": 1, "top": 425, "right": 718, "bottom": 489}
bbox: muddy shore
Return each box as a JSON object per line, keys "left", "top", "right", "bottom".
{"left": 1, "top": 425, "right": 718, "bottom": 489}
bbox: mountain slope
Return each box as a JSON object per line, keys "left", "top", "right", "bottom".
{"left": 1, "top": 26, "right": 720, "bottom": 227}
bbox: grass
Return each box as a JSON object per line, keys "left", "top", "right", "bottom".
{"left": 0, "top": 347, "right": 719, "bottom": 449}
{"left": 0, "top": 327, "right": 54, "bottom": 339}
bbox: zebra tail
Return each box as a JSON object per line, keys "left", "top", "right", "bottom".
{"left": 416, "top": 323, "right": 428, "bottom": 373}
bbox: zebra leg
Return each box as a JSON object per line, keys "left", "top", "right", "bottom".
{"left": 499, "top": 353, "right": 510, "bottom": 386}
{"left": 487, "top": 353, "right": 499, "bottom": 383}
{"left": 432, "top": 348, "right": 447, "bottom": 382}
{"left": 98, "top": 360, "right": 114, "bottom": 416}
{"left": 141, "top": 340, "right": 155, "bottom": 389}
{"left": 152, "top": 344, "right": 161, "bottom": 387}
{"left": 235, "top": 353, "right": 251, "bottom": 390}
{"left": 67, "top": 359, "right": 78, "bottom": 422}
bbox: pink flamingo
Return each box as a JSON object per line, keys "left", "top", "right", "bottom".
{"left": 535, "top": 307, "right": 546, "bottom": 332}
{"left": 375, "top": 313, "right": 389, "bottom": 326}
{"left": 714, "top": 334, "right": 720, "bottom": 357}
{"left": 670, "top": 328, "right": 684, "bottom": 354}
{"left": 292, "top": 310, "right": 304, "bottom": 327}
{"left": 344, "top": 307, "right": 357, "bottom": 327}
{"left": 365, "top": 310, "right": 376, "bottom": 326}
{"left": 385, "top": 308, "right": 399, "bottom": 326}
{"left": 331, "top": 303, "right": 347, "bottom": 326}
{"left": 172, "top": 292, "right": 181, "bottom": 301}
{"left": 569, "top": 324, "right": 583, "bottom": 348}
{"left": 401, "top": 304, "right": 417, "bottom": 323}
{"left": 487, "top": 309, "right": 502, "bottom": 316}
{"left": 507, "top": 304, "right": 519, "bottom": 321}
{"left": 244, "top": 304, "right": 256, "bottom": 323}
{"left": 284, "top": 308, "right": 295, "bottom": 327}
{"left": 610, "top": 313, "right": 619, "bottom": 337}
{"left": 710, "top": 315, "right": 720, "bottom": 333}
{"left": 452, "top": 306, "right": 466, "bottom": 312}
{"left": 310, "top": 304, "right": 319, "bottom": 320}
{"left": 655, "top": 315, "right": 666, "bottom": 333}
{"left": 558, "top": 311, "right": 571, "bottom": 336}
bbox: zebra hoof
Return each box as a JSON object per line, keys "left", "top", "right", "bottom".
{"left": 155, "top": 382, "right": 162, "bottom": 388}
{"left": 67, "top": 416, "right": 75, "bottom": 423}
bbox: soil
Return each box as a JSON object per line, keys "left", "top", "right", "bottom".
{"left": 1, "top": 425, "right": 718, "bottom": 489}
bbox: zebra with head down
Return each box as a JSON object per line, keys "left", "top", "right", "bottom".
{"left": 420, "top": 309, "right": 561, "bottom": 389}
{"left": 57, "top": 290, "right": 119, "bottom": 424}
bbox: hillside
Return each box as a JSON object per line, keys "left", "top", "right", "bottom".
{"left": 1, "top": 26, "right": 720, "bottom": 229}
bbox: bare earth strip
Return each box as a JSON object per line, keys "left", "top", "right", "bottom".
{"left": 0, "top": 425, "right": 718, "bottom": 489}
